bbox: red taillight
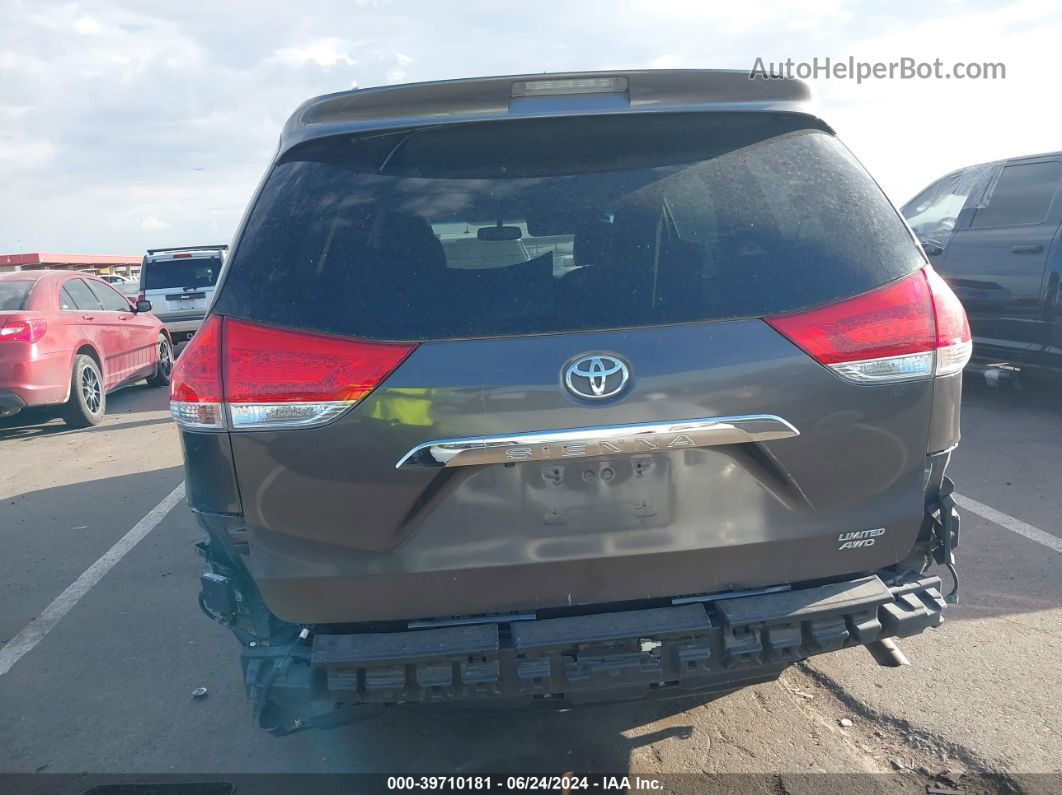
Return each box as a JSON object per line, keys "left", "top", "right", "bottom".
{"left": 765, "top": 267, "right": 971, "bottom": 383}
{"left": 171, "top": 314, "right": 222, "bottom": 403}
{"left": 0, "top": 317, "right": 47, "bottom": 343}
{"left": 766, "top": 270, "right": 935, "bottom": 364}
{"left": 170, "top": 315, "right": 417, "bottom": 430}
{"left": 169, "top": 315, "right": 224, "bottom": 428}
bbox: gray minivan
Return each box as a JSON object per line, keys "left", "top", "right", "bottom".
{"left": 170, "top": 70, "right": 968, "bottom": 734}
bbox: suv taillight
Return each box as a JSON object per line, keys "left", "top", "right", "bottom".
{"left": 0, "top": 317, "right": 47, "bottom": 343}
{"left": 170, "top": 315, "right": 417, "bottom": 430}
{"left": 765, "top": 267, "right": 971, "bottom": 384}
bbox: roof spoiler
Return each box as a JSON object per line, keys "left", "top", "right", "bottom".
{"left": 146, "top": 245, "right": 229, "bottom": 255}
{"left": 280, "top": 69, "right": 822, "bottom": 155}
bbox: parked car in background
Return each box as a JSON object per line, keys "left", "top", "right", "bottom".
{"left": 0, "top": 270, "right": 172, "bottom": 427}
{"left": 98, "top": 273, "right": 141, "bottom": 297}
{"left": 139, "top": 245, "right": 226, "bottom": 347}
{"left": 172, "top": 70, "right": 968, "bottom": 735}
{"left": 902, "top": 151, "right": 1062, "bottom": 376}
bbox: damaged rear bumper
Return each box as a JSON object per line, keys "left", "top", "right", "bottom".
{"left": 241, "top": 573, "right": 946, "bottom": 734}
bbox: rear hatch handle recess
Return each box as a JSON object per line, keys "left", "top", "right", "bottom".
{"left": 396, "top": 415, "right": 799, "bottom": 469}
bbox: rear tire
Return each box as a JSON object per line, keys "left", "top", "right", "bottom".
{"left": 61, "top": 355, "right": 106, "bottom": 428}
{"left": 146, "top": 335, "right": 173, "bottom": 387}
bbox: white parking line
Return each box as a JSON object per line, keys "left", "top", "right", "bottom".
{"left": 955, "top": 493, "right": 1062, "bottom": 554}
{"left": 0, "top": 482, "right": 185, "bottom": 678}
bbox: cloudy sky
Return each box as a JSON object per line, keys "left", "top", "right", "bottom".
{"left": 1, "top": 0, "right": 1060, "bottom": 254}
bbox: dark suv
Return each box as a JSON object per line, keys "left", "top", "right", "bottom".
{"left": 902, "top": 152, "right": 1062, "bottom": 377}
{"left": 172, "top": 70, "right": 968, "bottom": 734}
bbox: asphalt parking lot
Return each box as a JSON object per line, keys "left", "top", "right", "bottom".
{"left": 0, "top": 378, "right": 1059, "bottom": 792}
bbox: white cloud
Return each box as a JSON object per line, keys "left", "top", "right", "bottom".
{"left": 275, "top": 38, "right": 357, "bottom": 67}
{"left": 74, "top": 17, "right": 102, "bottom": 35}
{"left": 637, "top": 0, "right": 851, "bottom": 34}
{"left": 812, "top": 0, "right": 1062, "bottom": 203}
{"left": 0, "top": 136, "right": 57, "bottom": 170}
{"left": 0, "top": 0, "right": 1059, "bottom": 253}
{"left": 650, "top": 54, "right": 681, "bottom": 69}
{"left": 139, "top": 215, "right": 171, "bottom": 231}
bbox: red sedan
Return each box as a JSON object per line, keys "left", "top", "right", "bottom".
{"left": 0, "top": 270, "right": 173, "bottom": 427}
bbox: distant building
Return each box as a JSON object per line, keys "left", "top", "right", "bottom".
{"left": 0, "top": 252, "right": 141, "bottom": 277}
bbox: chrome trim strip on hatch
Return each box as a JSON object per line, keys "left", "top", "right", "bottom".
{"left": 395, "top": 415, "right": 800, "bottom": 469}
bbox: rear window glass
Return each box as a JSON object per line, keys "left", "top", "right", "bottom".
{"left": 216, "top": 113, "right": 923, "bottom": 340}
{"left": 143, "top": 258, "right": 221, "bottom": 291}
{"left": 0, "top": 281, "right": 33, "bottom": 310}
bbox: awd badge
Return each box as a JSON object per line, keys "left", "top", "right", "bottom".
{"left": 838, "top": 527, "right": 885, "bottom": 550}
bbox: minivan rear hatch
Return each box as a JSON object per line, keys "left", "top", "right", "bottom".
{"left": 200, "top": 111, "right": 933, "bottom": 624}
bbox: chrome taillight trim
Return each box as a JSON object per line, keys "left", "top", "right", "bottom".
{"left": 170, "top": 400, "right": 356, "bottom": 431}
{"left": 395, "top": 415, "right": 800, "bottom": 469}
{"left": 825, "top": 341, "right": 972, "bottom": 385}
{"left": 935, "top": 340, "right": 972, "bottom": 377}
{"left": 827, "top": 351, "right": 935, "bottom": 384}
{"left": 171, "top": 401, "right": 226, "bottom": 430}
{"left": 228, "top": 401, "right": 356, "bottom": 430}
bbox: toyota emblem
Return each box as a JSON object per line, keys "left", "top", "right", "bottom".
{"left": 564, "top": 354, "right": 630, "bottom": 400}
